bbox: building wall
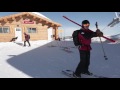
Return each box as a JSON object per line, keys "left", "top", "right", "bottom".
{"left": 0, "top": 15, "right": 56, "bottom": 42}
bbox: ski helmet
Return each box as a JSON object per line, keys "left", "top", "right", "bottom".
{"left": 82, "top": 20, "right": 90, "bottom": 25}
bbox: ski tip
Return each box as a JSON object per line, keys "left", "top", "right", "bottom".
{"left": 63, "top": 16, "right": 67, "bottom": 18}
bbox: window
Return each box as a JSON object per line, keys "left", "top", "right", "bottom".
{"left": 16, "top": 28, "right": 21, "bottom": 31}
{"left": 0, "top": 27, "right": 10, "bottom": 33}
{"left": 27, "top": 28, "right": 37, "bottom": 33}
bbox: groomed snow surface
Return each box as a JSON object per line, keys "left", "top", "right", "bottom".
{"left": 0, "top": 40, "right": 120, "bottom": 78}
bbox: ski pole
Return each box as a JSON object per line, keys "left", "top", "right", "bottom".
{"left": 95, "top": 22, "right": 108, "bottom": 60}
{"left": 63, "top": 16, "right": 115, "bottom": 43}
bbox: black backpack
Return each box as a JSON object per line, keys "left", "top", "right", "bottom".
{"left": 72, "top": 30, "right": 81, "bottom": 46}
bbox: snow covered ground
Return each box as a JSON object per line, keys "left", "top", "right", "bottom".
{"left": 0, "top": 40, "right": 120, "bottom": 78}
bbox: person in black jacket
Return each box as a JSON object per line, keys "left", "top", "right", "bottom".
{"left": 73, "top": 20, "right": 103, "bottom": 78}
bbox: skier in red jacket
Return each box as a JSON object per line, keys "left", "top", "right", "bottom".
{"left": 24, "top": 32, "right": 31, "bottom": 47}
{"left": 73, "top": 20, "right": 103, "bottom": 78}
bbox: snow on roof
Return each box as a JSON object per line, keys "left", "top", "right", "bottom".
{"left": 0, "top": 12, "right": 61, "bottom": 27}
{"left": 31, "top": 12, "right": 52, "bottom": 21}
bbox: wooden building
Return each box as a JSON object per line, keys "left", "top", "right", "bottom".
{"left": 0, "top": 12, "right": 61, "bottom": 42}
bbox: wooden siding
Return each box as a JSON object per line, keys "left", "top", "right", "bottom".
{"left": 0, "top": 15, "right": 59, "bottom": 42}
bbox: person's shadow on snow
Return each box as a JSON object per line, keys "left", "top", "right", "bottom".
{"left": 7, "top": 41, "right": 73, "bottom": 78}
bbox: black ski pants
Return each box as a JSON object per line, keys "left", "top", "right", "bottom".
{"left": 24, "top": 40, "right": 31, "bottom": 46}
{"left": 75, "top": 50, "right": 90, "bottom": 76}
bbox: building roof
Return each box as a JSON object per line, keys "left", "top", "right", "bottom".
{"left": 30, "top": 12, "right": 52, "bottom": 21}
{"left": 0, "top": 12, "right": 61, "bottom": 27}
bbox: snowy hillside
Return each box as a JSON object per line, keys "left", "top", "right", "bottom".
{"left": 110, "top": 34, "right": 120, "bottom": 40}
{"left": 0, "top": 40, "right": 120, "bottom": 78}
{"left": 102, "top": 34, "right": 120, "bottom": 43}
{"left": 92, "top": 34, "right": 120, "bottom": 43}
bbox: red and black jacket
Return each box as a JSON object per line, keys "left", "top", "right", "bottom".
{"left": 78, "top": 28, "right": 97, "bottom": 51}
{"left": 25, "top": 34, "right": 30, "bottom": 41}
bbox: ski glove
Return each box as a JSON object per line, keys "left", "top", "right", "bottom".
{"left": 96, "top": 29, "right": 103, "bottom": 37}
{"left": 98, "top": 32, "right": 103, "bottom": 37}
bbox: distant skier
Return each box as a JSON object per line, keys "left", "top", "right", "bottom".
{"left": 73, "top": 20, "right": 103, "bottom": 78}
{"left": 24, "top": 32, "right": 31, "bottom": 47}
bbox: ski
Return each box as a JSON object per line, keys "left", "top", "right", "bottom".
{"left": 61, "top": 49, "right": 73, "bottom": 53}
{"left": 62, "top": 70, "right": 80, "bottom": 78}
{"left": 61, "top": 47, "right": 73, "bottom": 53}
{"left": 62, "top": 70, "right": 109, "bottom": 78}
{"left": 82, "top": 72, "right": 108, "bottom": 78}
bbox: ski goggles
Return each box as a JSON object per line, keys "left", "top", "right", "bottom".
{"left": 82, "top": 23, "right": 90, "bottom": 27}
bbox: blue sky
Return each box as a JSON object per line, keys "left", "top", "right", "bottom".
{"left": 0, "top": 12, "right": 120, "bottom": 36}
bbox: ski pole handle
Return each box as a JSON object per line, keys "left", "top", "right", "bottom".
{"left": 95, "top": 22, "right": 98, "bottom": 29}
